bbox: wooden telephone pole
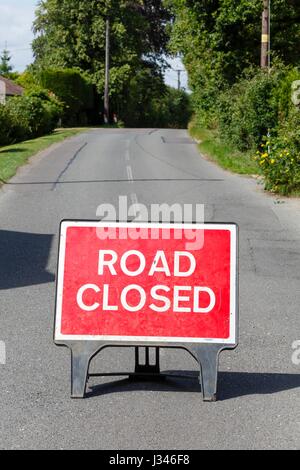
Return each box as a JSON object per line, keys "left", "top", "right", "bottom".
{"left": 104, "top": 18, "right": 110, "bottom": 124}
{"left": 261, "top": 0, "right": 270, "bottom": 70}
{"left": 172, "top": 68, "right": 185, "bottom": 91}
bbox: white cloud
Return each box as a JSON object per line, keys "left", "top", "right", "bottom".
{"left": 0, "top": 0, "right": 38, "bottom": 71}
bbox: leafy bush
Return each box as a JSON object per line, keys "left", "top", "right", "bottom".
{"left": 0, "top": 104, "right": 15, "bottom": 146}
{"left": 256, "top": 109, "right": 300, "bottom": 195}
{"left": 26, "top": 88, "right": 63, "bottom": 130}
{"left": 0, "top": 90, "right": 62, "bottom": 147}
{"left": 271, "top": 67, "right": 300, "bottom": 121}
{"left": 218, "top": 69, "right": 279, "bottom": 151}
{"left": 6, "top": 94, "right": 60, "bottom": 141}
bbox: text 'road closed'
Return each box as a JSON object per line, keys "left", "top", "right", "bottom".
{"left": 77, "top": 250, "right": 216, "bottom": 314}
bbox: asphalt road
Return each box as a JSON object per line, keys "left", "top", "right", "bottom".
{"left": 0, "top": 128, "right": 299, "bottom": 450}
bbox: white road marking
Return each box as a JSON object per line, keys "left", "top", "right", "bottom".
{"left": 0, "top": 341, "right": 6, "bottom": 365}
{"left": 126, "top": 165, "right": 134, "bottom": 183}
{"left": 125, "top": 149, "right": 130, "bottom": 162}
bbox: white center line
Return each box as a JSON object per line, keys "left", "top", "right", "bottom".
{"left": 126, "top": 165, "right": 134, "bottom": 183}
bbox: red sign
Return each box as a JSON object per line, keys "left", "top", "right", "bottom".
{"left": 55, "top": 222, "right": 237, "bottom": 345}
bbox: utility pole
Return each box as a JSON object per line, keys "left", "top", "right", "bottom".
{"left": 174, "top": 69, "right": 184, "bottom": 91}
{"left": 104, "top": 18, "right": 110, "bottom": 124}
{"left": 261, "top": 0, "right": 270, "bottom": 70}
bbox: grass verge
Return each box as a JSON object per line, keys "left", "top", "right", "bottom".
{"left": 0, "top": 128, "right": 87, "bottom": 183}
{"left": 189, "top": 123, "right": 260, "bottom": 176}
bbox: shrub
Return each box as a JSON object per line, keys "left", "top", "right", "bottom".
{"left": 256, "top": 109, "right": 300, "bottom": 195}
{"left": 0, "top": 104, "right": 15, "bottom": 146}
{"left": 6, "top": 95, "right": 59, "bottom": 141}
{"left": 25, "top": 88, "right": 63, "bottom": 131}
{"left": 218, "top": 69, "right": 279, "bottom": 151}
{"left": 271, "top": 67, "right": 300, "bottom": 121}
{"left": 0, "top": 91, "right": 62, "bottom": 147}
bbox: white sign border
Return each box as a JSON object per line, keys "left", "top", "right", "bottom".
{"left": 54, "top": 221, "right": 238, "bottom": 345}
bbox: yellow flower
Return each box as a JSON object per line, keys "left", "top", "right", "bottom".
{"left": 270, "top": 159, "right": 275, "bottom": 164}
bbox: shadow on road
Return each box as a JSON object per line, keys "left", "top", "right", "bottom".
{"left": 0, "top": 230, "right": 55, "bottom": 289}
{"left": 86, "top": 371, "right": 300, "bottom": 401}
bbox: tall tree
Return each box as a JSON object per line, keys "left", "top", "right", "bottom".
{"left": 0, "top": 48, "right": 13, "bottom": 77}
{"left": 32, "top": 0, "right": 171, "bottom": 96}
{"left": 168, "top": 0, "right": 300, "bottom": 124}
{"left": 169, "top": 0, "right": 300, "bottom": 86}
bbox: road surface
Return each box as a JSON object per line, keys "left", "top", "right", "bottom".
{"left": 0, "top": 128, "right": 299, "bottom": 449}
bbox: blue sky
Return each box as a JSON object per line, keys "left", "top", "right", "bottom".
{"left": 0, "top": 0, "right": 188, "bottom": 89}
{"left": 0, "top": 0, "right": 37, "bottom": 71}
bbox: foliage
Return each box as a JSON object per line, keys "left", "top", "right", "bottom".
{"left": 190, "top": 120, "right": 259, "bottom": 175}
{"left": 218, "top": 68, "right": 280, "bottom": 151}
{"left": 37, "top": 68, "right": 95, "bottom": 126}
{"left": 0, "top": 92, "right": 61, "bottom": 147}
{"left": 6, "top": 95, "right": 60, "bottom": 140}
{"left": 256, "top": 108, "right": 300, "bottom": 195}
{"left": 32, "top": 0, "right": 171, "bottom": 97}
{"left": 116, "top": 68, "right": 191, "bottom": 128}
{"left": 169, "top": 0, "right": 300, "bottom": 125}
{"left": 168, "top": 1, "right": 300, "bottom": 194}
{"left": 0, "top": 49, "right": 13, "bottom": 77}
{"left": 0, "top": 104, "right": 15, "bottom": 146}
{"left": 163, "top": 87, "right": 192, "bottom": 128}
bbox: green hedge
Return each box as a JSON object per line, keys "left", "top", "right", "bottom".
{"left": 190, "top": 63, "right": 300, "bottom": 195}
{"left": 38, "top": 68, "right": 95, "bottom": 126}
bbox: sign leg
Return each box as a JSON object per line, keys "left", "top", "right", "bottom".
{"left": 69, "top": 342, "right": 104, "bottom": 398}
{"left": 134, "top": 347, "right": 160, "bottom": 375}
{"left": 188, "top": 346, "right": 221, "bottom": 402}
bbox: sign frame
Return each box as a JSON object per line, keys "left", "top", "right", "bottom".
{"left": 54, "top": 220, "right": 239, "bottom": 401}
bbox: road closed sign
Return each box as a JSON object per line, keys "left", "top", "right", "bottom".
{"left": 55, "top": 221, "right": 238, "bottom": 346}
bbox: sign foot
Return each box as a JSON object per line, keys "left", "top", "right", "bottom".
{"left": 70, "top": 342, "right": 104, "bottom": 398}
{"left": 187, "top": 345, "right": 220, "bottom": 402}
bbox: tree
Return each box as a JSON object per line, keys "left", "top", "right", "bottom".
{"left": 32, "top": 1, "right": 171, "bottom": 96}
{"left": 168, "top": 0, "right": 300, "bottom": 125}
{"left": 0, "top": 48, "right": 13, "bottom": 77}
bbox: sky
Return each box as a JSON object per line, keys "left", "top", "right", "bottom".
{"left": 0, "top": 0, "right": 188, "bottom": 90}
